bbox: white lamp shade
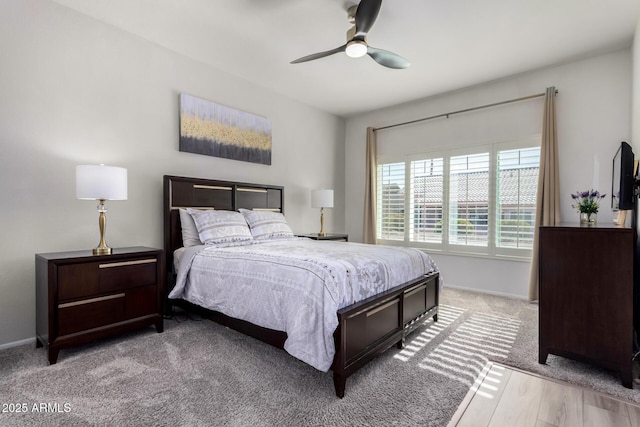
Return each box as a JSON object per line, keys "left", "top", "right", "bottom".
{"left": 76, "top": 165, "right": 128, "bottom": 200}
{"left": 311, "top": 189, "right": 334, "bottom": 208}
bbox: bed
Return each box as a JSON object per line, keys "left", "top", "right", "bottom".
{"left": 163, "top": 175, "right": 440, "bottom": 397}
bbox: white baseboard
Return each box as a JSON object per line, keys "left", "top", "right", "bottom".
{"left": 0, "top": 337, "right": 36, "bottom": 351}
{"left": 444, "top": 283, "right": 530, "bottom": 301}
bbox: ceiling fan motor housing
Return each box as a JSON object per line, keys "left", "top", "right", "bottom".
{"left": 347, "top": 5, "right": 358, "bottom": 24}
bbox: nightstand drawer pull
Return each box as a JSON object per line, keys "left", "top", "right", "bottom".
{"left": 59, "top": 293, "right": 125, "bottom": 309}
{"left": 238, "top": 187, "right": 267, "bottom": 193}
{"left": 99, "top": 258, "right": 157, "bottom": 269}
{"left": 193, "top": 184, "right": 232, "bottom": 191}
{"left": 171, "top": 206, "right": 215, "bottom": 210}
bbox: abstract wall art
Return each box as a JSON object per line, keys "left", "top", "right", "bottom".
{"left": 179, "top": 93, "right": 272, "bottom": 165}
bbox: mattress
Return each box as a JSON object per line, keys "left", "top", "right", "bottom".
{"left": 169, "top": 238, "right": 439, "bottom": 371}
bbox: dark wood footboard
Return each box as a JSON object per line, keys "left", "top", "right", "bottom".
{"left": 169, "top": 271, "right": 439, "bottom": 398}
{"left": 331, "top": 271, "right": 439, "bottom": 397}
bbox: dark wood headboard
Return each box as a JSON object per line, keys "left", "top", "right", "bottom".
{"left": 163, "top": 175, "right": 284, "bottom": 276}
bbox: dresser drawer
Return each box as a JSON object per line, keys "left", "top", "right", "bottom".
{"left": 58, "top": 257, "right": 158, "bottom": 301}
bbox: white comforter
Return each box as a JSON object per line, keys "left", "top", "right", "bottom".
{"left": 169, "top": 238, "right": 438, "bottom": 371}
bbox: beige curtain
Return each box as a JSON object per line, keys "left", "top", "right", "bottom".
{"left": 528, "top": 87, "right": 561, "bottom": 301}
{"left": 363, "top": 127, "right": 378, "bottom": 244}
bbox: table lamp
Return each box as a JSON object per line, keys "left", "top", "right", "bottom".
{"left": 76, "top": 164, "right": 128, "bottom": 255}
{"left": 311, "top": 189, "right": 333, "bottom": 236}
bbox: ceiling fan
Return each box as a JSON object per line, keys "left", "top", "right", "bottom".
{"left": 290, "top": 0, "right": 410, "bottom": 69}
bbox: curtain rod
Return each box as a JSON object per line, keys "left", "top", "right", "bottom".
{"left": 373, "top": 89, "right": 558, "bottom": 132}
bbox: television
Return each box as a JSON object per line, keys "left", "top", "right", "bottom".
{"left": 611, "top": 141, "right": 636, "bottom": 211}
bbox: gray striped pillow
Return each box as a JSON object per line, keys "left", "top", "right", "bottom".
{"left": 239, "top": 209, "right": 294, "bottom": 240}
{"left": 188, "top": 209, "right": 253, "bottom": 244}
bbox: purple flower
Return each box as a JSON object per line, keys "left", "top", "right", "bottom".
{"left": 571, "top": 189, "right": 606, "bottom": 214}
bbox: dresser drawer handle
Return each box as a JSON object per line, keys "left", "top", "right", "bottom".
{"left": 59, "top": 293, "right": 125, "bottom": 309}
{"left": 99, "top": 258, "right": 157, "bottom": 269}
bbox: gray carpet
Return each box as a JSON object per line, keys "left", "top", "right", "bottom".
{"left": 1, "top": 287, "right": 638, "bottom": 426}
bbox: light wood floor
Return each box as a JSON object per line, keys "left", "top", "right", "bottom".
{"left": 448, "top": 362, "right": 640, "bottom": 427}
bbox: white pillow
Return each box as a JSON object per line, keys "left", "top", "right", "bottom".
{"left": 239, "top": 209, "right": 294, "bottom": 240}
{"left": 189, "top": 209, "right": 253, "bottom": 244}
{"left": 179, "top": 209, "right": 204, "bottom": 247}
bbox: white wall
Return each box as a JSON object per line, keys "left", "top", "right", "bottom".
{"left": 0, "top": 0, "right": 345, "bottom": 347}
{"left": 345, "top": 49, "right": 633, "bottom": 298}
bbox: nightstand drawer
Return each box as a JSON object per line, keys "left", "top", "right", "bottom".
{"left": 99, "top": 258, "right": 157, "bottom": 294}
{"left": 58, "top": 263, "right": 99, "bottom": 301}
{"left": 125, "top": 285, "right": 157, "bottom": 318}
{"left": 58, "top": 293, "right": 126, "bottom": 335}
{"left": 57, "top": 285, "right": 158, "bottom": 335}
{"left": 58, "top": 258, "right": 158, "bottom": 301}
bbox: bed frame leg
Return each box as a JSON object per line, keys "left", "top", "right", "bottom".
{"left": 396, "top": 337, "right": 405, "bottom": 349}
{"left": 333, "top": 373, "right": 346, "bottom": 398}
{"left": 433, "top": 313, "right": 438, "bottom": 322}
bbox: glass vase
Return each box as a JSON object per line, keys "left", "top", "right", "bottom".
{"left": 580, "top": 212, "right": 597, "bottom": 226}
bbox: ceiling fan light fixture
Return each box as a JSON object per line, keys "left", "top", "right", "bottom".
{"left": 345, "top": 40, "right": 367, "bottom": 58}
{"left": 290, "top": 0, "right": 409, "bottom": 68}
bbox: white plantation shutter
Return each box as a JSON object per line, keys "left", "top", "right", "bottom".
{"left": 375, "top": 137, "right": 539, "bottom": 258}
{"left": 496, "top": 147, "right": 540, "bottom": 249}
{"left": 377, "top": 162, "right": 405, "bottom": 240}
{"left": 449, "top": 153, "right": 490, "bottom": 247}
{"left": 410, "top": 158, "right": 443, "bottom": 243}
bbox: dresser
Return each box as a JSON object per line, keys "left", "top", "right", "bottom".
{"left": 538, "top": 224, "right": 634, "bottom": 388}
{"left": 35, "top": 246, "right": 164, "bottom": 364}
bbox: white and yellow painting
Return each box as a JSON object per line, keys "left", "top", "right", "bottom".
{"left": 179, "top": 94, "right": 272, "bottom": 165}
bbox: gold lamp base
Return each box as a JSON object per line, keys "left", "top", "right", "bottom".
{"left": 318, "top": 207, "right": 326, "bottom": 236}
{"left": 93, "top": 246, "right": 112, "bottom": 256}
{"left": 93, "top": 199, "right": 112, "bottom": 255}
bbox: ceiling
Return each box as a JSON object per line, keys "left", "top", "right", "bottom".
{"left": 52, "top": 0, "right": 640, "bottom": 117}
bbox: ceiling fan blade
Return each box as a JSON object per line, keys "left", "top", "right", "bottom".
{"left": 355, "top": 0, "right": 382, "bottom": 37}
{"left": 290, "top": 44, "right": 346, "bottom": 64}
{"left": 367, "top": 46, "right": 410, "bottom": 69}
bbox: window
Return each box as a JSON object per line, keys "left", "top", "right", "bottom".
{"left": 376, "top": 162, "right": 405, "bottom": 241}
{"left": 496, "top": 147, "right": 540, "bottom": 250}
{"left": 410, "top": 158, "right": 443, "bottom": 243}
{"left": 377, "top": 138, "right": 540, "bottom": 258}
{"left": 449, "top": 152, "right": 490, "bottom": 248}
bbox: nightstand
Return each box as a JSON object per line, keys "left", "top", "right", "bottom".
{"left": 35, "top": 246, "right": 164, "bottom": 364}
{"left": 297, "top": 233, "right": 349, "bottom": 241}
